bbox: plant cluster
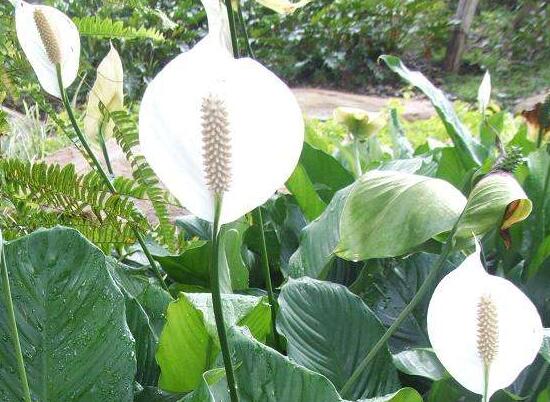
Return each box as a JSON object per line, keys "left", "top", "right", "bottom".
{"left": 0, "top": 1, "right": 549, "bottom": 402}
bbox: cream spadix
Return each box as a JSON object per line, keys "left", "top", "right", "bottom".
{"left": 13, "top": 0, "right": 80, "bottom": 98}
{"left": 427, "top": 245, "right": 543, "bottom": 399}
{"left": 139, "top": 0, "right": 304, "bottom": 224}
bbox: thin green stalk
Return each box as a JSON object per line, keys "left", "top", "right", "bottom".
{"left": 537, "top": 127, "right": 544, "bottom": 148}
{"left": 340, "top": 213, "right": 464, "bottom": 398}
{"left": 1, "top": 236, "right": 31, "bottom": 402}
{"left": 55, "top": 65, "right": 168, "bottom": 291}
{"left": 482, "top": 365, "right": 489, "bottom": 402}
{"left": 223, "top": 0, "right": 239, "bottom": 58}
{"left": 98, "top": 119, "right": 114, "bottom": 176}
{"left": 236, "top": 4, "right": 254, "bottom": 58}
{"left": 254, "top": 208, "right": 282, "bottom": 351}
{"left": 211, "top": 195, "right": 239, "bottom": 402}
{"left": 353, "top": 138, "right": 362, "bottom": 177}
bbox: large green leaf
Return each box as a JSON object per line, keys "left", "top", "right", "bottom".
{"left": 156, "top": 293, "right": 216, "bottom": 393}
{"left": 286, "top": 161, "right": 327, "bottom": 221}
{"left": 288, "top": 185, "right": 352, "bottom": 278}
{"left": 154, "top": 241, "right": 211, "bottom": 286}
{"left": 336, "top": 170, "right": 466, "bottom": 261}
{"left": 351, "top": 253, "right": 458, "bottom": 350}
{"left": 156, "top": 293, "right": 271, "bottom": 393}
{"left": 392, "top": 348, "right": 446, "bottom": 381}
{"left": 381, "top": 55, "right": 484, "bottom": 167}
{"left": 107, "top": 260, "right": 173, "bottom": 386}
{"left": 277, "top": 277, "right": 400, "bottom": 399}
{"left": 540, "top": 328, "right": 550, "bottom": 363}
{"left": 182, "top": 328, "right": 421, "bottom": 402}
{"left": 300, "top": 142, "right": 355, "bottom": 203}
{"left": 0, "top": 227, "right": 136, "bottom": 401}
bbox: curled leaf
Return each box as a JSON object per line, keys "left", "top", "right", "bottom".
{"left": 457, "top": 172, "right": 532, "bottom": 240}
{"left": 84, "top": 44, "right": 124, "bottom": 141}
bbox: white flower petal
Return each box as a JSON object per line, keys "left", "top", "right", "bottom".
{"left": 427, "top": 246, "right": 543, "bottom": 398}
{"left": 15, "top": 1, "right": 80, "bottom": 98}
{"left": 139, "top": 0, "right": 303, "bottom": 224}
{"left": 478, "top": 70, "right": 491, "bottom": 114}
{"left": 84, "top": 44, "right": 124, "bottom": 141}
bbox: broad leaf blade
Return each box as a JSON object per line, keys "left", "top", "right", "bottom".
{"left": 0, "top": 227, "right": 136, "bottom": 401}
{"left": 381, "top": 55, "right": 484, "bottom": 167}
{"left": 277, "top": 277, "right": 400, "bottom": 399}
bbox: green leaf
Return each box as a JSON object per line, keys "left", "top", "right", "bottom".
{"left": 0, "top": 227, "right": 136, "bottom": 401}
{"left": 74, "top": 16, "right": 165, "bottom": 41}
{"left": 288, "top": 185, "right": 352, "bottom": 278}
{"left": 388, "top": 108, "right": 414, "bottom": 159}
{"left": 457, "top": 172, "right": 532, "bottom": 239}
{"left": 336, "top": 170, "right": 466, "bottom": 261}
{"left": 154, "top": 241, "right": 211, "bottom": 286}
{"left": 392, "top": 348, "right": 446, "bottom": 381}
{"left": 156, "top": 293, "right": 271, "bottom": 393}
{"left": 380, "top": 55, "right": 484, "bottom": 167}
{"left": 300, "top": 142, "right": 354, "bottom": 203}
{"left": 156, "top": 293, "right": 216, "bottom": 393}
{"left": 277, "top": 277, "right": 400, "bottom": 399}
{"left": 218, "top": 229, "right": 249, "bottom": 293}
{"left": 358, "top": 387, "right": 423, "bottom": 402}
{"left": 107, "top": 260, "right": 173, "bottom": 386}
{"left": 286, "top": 161, "right": 327, "bottom": 221}
{"left": 540, "top": 328, "right": 550, "bottom": 363}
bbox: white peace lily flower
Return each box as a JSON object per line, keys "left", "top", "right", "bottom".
{"left": 427, "top": 244, "right": 543, "bottom": 400}
{"left": 478, "top": 70, "right": 491, "bottom": 114}
{"left": 139, "top": 0, "right": 304, "bottom": 224}
{"left": 13, "top": 0, "right": 80, "bottom": 98}
{"left": 84, "top": 44, "right": 124, "bottom": 141}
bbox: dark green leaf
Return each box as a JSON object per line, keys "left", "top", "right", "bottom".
{"left": 277, "top": 277, "right": 400, "bottom": 399}
{"left": 0, "top": 227, "right": 136, "bottom": 401}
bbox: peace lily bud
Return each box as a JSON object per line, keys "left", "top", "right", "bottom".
{"left": 427, "top": 244, "right": 543, "bottom": 399}
{"left": 139, "top": 0, "right": 304, "bottom": 224}
{"left": 13, "top": 1, "right": 80, "bottom": 98}
{"left": 84, "top": 44, "right": 124, "bottom": 141}
{"left": 457, "top": 172, "right": 532, "bottom": 243}
{"left": 333, "top": 106, "right": 383, "bottom": 140}
{"left": 478, "top": 70, "right": 491, "bottom": 115}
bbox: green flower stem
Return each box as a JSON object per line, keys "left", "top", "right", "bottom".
{"left": 254, "top": 208, "right": 282, "bottom": 351}
{"left": 340, "top": 212, "right": 464, "bottom": 398}
{"left": 537, "top": 127, "right": 544, "bottom": 148}
{"left": 211, "top": 195, "right": 239, "bottom": 402}
{"left": 353, "top": 138, "right": 362, "bottom": 177}
{"left": 223, "top": 0, "right": 239, "bottom": 58}
{"left": 482, "top": 365, "right": 489, "bottom": 402}
{"left": 0, "top": 235, "right": 31, "bottom": 402}
{"left": 55, "top": 65, "right": 168, "bottom": 291}
{"left": 236, "top": 4, "right": 254, "bottom": 58}
{"left": 98, "top": 119, "right": 114, "bottom": 176}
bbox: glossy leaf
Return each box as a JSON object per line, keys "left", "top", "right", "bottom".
{"left": 392, "top": 348, "right": 446, "bottom": 381}
{"left": 337, "top": 170, "right": 466, "bottom": 261}
{"left": 0, "top": 227, "right": 135, "bottom": 401}
{"left": 277, "top": 277, "right": 400, "bottom": 399}
{"left": 381, "top": 55, "right": 484, "bottom": 167}
{"left": 286, "top": 161, "right": 327, "bottom": 221}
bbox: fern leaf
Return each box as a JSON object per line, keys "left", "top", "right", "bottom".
{"left": 74, "top": 16, "right": 165, "bottom": 42}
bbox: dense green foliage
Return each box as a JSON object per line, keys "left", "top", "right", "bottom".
{"left": 0, "top": 1, "right": 549, "bottom": 401}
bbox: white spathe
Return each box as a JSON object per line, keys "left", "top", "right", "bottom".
{"left": 427, "top": 245, "right": 543, "bottom": 398}
{"left": 14, "top": 0, "right": 80, "bottom": 98}
{"left": 139, "top": 0, "right": 304, "bottom": 224}
{"left": 478, "top": 70, "right": 491, "bottom": 114}
{"left": 84, "top": 44, "right": 124, "bottom": 141}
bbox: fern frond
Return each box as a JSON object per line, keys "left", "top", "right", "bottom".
{"left": 74, "top": 16, "right": 165, "bottom": 42}
{"left": 106, "top": 108, "right": 178, "bottom": 250}
{"left": 0, "top": 159, "right": 150, "bottom": 250}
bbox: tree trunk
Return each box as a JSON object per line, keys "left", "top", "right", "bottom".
{"left": 444, "top": 0, "right": 480, "bottom": 72}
